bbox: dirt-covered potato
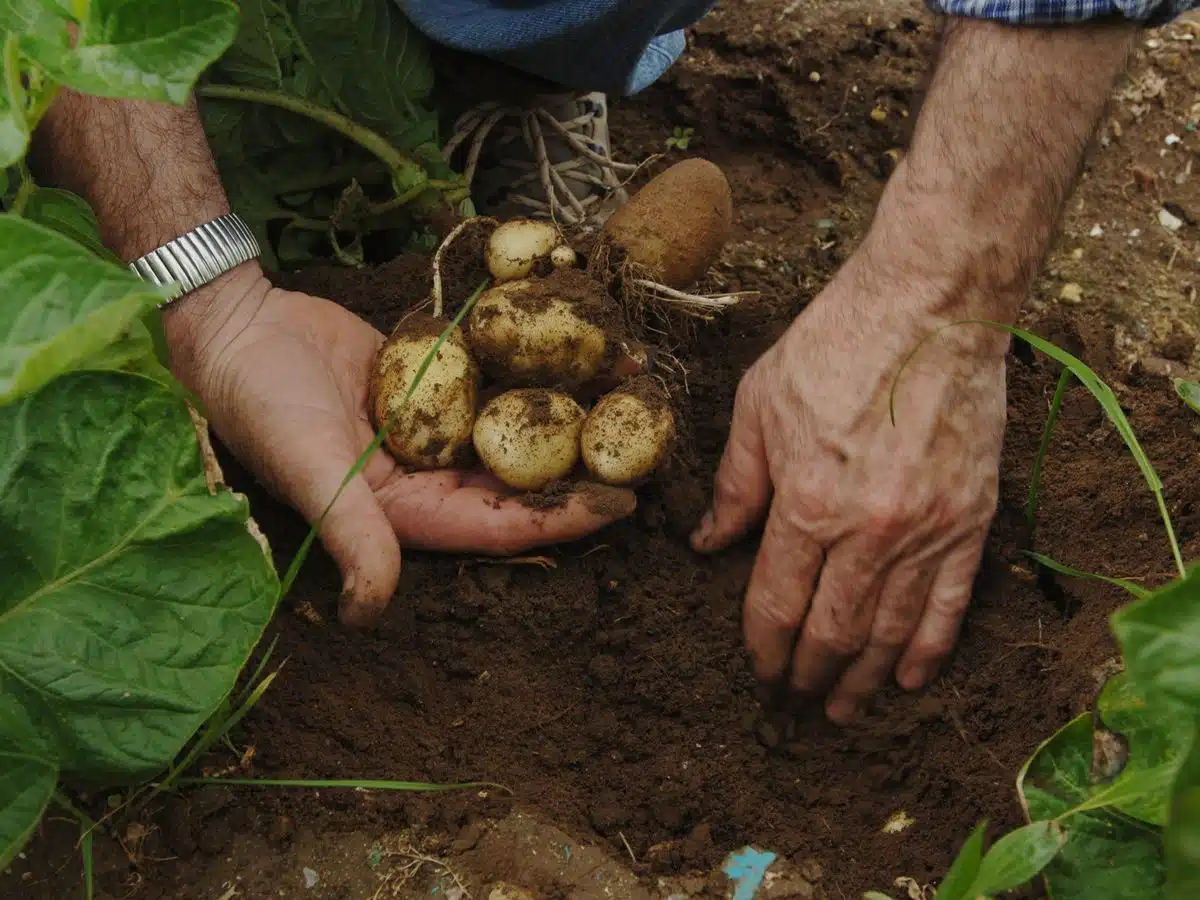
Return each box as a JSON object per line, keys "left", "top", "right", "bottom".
{"left": 581, "top": 381, "right": 676, "bottom": 486}
{"left": 472, "top": 389, "right": 586, "bottom": 491}
{"left": 598, "top": 158, "right": 733, "bottom": 289}
{"left": 486, "top": 218, "right": 565, "bottom": 282}
{"left": 467, "top": 274, "right": 609, "bottom": 387}
{"left": 370, "top": 314, "right": 479, "bottom": 469}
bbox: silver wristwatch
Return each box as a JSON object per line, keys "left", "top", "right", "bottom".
{"left": 128, "top": 213, "right": 261, "bottom": 306}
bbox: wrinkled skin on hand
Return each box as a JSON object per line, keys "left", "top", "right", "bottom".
{"left": 168, "top": 265, "right": 636, "bottom": 626}
{"left": 691, "top": 255, "right": 1008, "bottom": 724}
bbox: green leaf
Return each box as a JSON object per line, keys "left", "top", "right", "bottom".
{"left": 0, "top": 697, "right": 56, "bottom": 870}
{"left": 1113, "top": 567, "right": 1200, "bottom": 709}
{"left": 933, "top": 820, "right": 986, "bottom": 899}
{"left": 1018, "top": 714, "right": 1166, "bottom": 898}
{"left": 0, "top": 370, "right": 279, "bottom": 783}
{"left": 290, "top": 0, "right": 434, "bottom": 146}
{"left": 0, "top": 215, "right": 169, "bottom": 404}
{"left": 965, "top": 821, "right": 1066, "bottom": 896}
{"left": 1094, "top": 672, "right": 1192, "bottom": 825}
{"left": 1177, "top": 380, "right": 1200, "bottom": 415}
{"left": 20, "top": 0, "right": 239, "bottom": 104}
{"left": 1027, "top": 552, "right": 1152, "bottom": 600}
{"left": 21, "top": 187, "right": 118, "bottom": 262}
{"left": 1167, "top": 722, "right": 1200, "bottom": 900}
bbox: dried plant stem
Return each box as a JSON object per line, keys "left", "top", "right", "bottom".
{"left": 431, "top": 217, "right": 498, "bottom": 317}
{"left": 630, "top": 278, "right": 756, "bottom": 319}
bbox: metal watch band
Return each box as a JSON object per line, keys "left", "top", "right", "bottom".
{"left": 128, "top": 213, "right": 261, "bottom": 306}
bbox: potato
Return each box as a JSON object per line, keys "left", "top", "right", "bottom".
{"left": 486, "top": 218, "right": 565, "bottom": 282}
{"left": 473, "top": 389, "right": 586, "bottom": 491}
{"left": 581, "top": 383, "right": 676, "bottom": 486}
{"left": 598, "top": 158, "right": 733, "bottom": 289}
{"left": 467, "top": 275, "right": 608, "bottom": 387}
{"left": 370, "top": 313, "right": 479, "bottom": 469}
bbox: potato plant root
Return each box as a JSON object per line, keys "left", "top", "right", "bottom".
{"left": 9, "top": 3, "right": 1200, "bottom": 899}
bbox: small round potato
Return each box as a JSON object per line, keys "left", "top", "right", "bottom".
{"left": 467, "top": 279, "right": 608, "bottom": 386}
{"left": 486, "top": 219, "right": 565, "bottom": 282}
{"left": 581, "top": 386, "right": 676, "bottom": 486}
{"left": 473, "top": 389, "right": 586, "bottom": 491}
{"left": 370, "top": 314, "right": 479, "bottom": 469}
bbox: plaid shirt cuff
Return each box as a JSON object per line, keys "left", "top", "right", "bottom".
{"left": 925, "top": 1, "right": 1194, "bottom": 25}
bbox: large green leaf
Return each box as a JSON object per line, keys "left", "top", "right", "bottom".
{"left": 1167, "top": 722, "right": 1200, "bottom": 900}
{"left": 1019, "top": 714, "right": 1166, "bottom": 898}
{"left": 1094, "top": 673, "right": 1192, "bottom": 825}
{"left": 1114, "top": 567, "right": 1200, "bottom": 709}
{"left": 0, "top": 697, "right": 55, "bottom": 870}
{"left": 22, "top": 186, "right": 117, "bottom": 262}
{"left": 0, "top": 215, "right": 168, "bottom": 404}
{"left": 20, "top": 0, "right": 239, "bottom": 104}
{"left": 291, "top": 0, "right": 435, "bottom": 147}
{"left": 0, "top": 370, "right": 279, "bottom": 783}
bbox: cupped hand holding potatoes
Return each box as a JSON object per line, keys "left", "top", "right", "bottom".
{"left": 167, "top": 263, "right": 637, "bottom": 627}
{"left": 690, "top": 243, "right": 1008, "bottom": 725}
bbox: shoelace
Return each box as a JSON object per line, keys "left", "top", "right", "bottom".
{"left": 443, "top": 94, "right": 639, "bottom": 228}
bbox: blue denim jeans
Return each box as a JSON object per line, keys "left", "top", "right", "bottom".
{"left": 395, "top": 0, "right": 718, "bottom": 96}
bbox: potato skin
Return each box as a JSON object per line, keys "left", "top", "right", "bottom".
{"left": 600, "top": 158, "right": 733, "bottom": 289}
{"left": 472, "top": 389, "right": 585, "bottom": 491}
{"left": 370, "top": 314, "right": 479, "bottom": 469}
{"left": 486, "top": 219, "right": 563, "bottom": 282}
{"left": 467, "top": 280, "right": 607, "bottom": 387}
{"left": 581, "top": 389, "right": 676, "bottom": 486}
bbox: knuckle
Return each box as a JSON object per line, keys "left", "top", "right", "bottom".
{"left": 750, "top": 591, "right": 805, "bottom": 633}
{"left": 803, "top": 621, "right": 863, "bottom": 658}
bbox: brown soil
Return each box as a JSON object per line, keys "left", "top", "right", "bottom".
{"left": 9, "top": 3, "right": 1200, "bottom": 900}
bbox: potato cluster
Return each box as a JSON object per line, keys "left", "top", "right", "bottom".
{"left": 368, "top": 159, "right": 735, "bottom": 495}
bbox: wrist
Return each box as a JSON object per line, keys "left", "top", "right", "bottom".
{"left": 162, "top": 260, "right": 272, "bottom": 386}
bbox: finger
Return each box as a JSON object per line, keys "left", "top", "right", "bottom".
{"left": 895, "top": 531, "right": 987, "bottom": 690}
{"left": 825, "top": 559, "right": 937, "bottom": 724}
{"left": 376, "top": 472, "right": 637, "bottom": 555}
{"left": 275, "top": 443, "right": 403, "bottom": 629}
{"left": 790, "top": 540, "right": 886, "bottom": 698}
{"left": 742, "top": 498, "right": 825, "bottom": 682}
{"left": 692, "top": 378, "right": 772, "bottom": 553}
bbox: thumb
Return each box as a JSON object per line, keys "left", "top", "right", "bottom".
{"left": 272, "top": 442, "right": 402, "bottom": 628}
{"left": 691, "top": 376, "right": 772, "bottom": 553}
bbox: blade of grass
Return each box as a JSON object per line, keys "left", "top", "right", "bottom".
{"left": 1026, "top": 552, "right": 1151, "bottom": 599}
{"left": 278, "top": 278, "right": 490, "bottom": 600}
{"left": 889, "top": 320, "right": 1185, "bottom": 578}
{"left": 79, "top": 818, "right": 93, "bottom": 900}
{"left": 178, "top": 777, "right": 510, "bottom": 793}
{"left": 231, "top": 633, "right": 280, "bottom": 711}
{"left": 1027, "top": 367, "right": 1071, "bottom": 541}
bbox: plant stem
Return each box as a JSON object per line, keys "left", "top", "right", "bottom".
{"left": 1156, "top": 490, "right": 1186, "bottom": 578}
{"left": 3, "top": 34, "right": 25, "bottom": 128}
{"left": 196, "top": 84, "right": 420, "bottom": 176}
{"left": 1027, "top": 368, "right": 1071, "bottom": 542}
{"left": 10, "top": 162, "right": 36, "bottom": 215}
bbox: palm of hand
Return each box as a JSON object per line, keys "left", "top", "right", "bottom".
{"left": 189, "top": 284, "right": 634, "bottom": 626}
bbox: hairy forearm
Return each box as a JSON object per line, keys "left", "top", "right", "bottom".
{"left": 30, "top": 91, "right": 264, "bottom": 374}
{"left": 862, "top": 17, "right": 1137, "bottom": 332}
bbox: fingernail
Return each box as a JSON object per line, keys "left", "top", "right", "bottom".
{"left": 691, "top": 510, "right": 714, "bottom": 550}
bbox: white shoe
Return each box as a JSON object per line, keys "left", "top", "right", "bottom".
{"left": 443, "top": 90, "right": 638, "bottom": 231}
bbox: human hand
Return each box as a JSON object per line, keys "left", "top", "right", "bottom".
{"left": 166, "top": 264, "right": 635, "bottom": 626}
{"left": 690, "top": 251, "right": 1007, "bottom": 724}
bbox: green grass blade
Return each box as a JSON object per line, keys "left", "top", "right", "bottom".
{"left": 889, "top": 320, "right": 1184, "bottom": 577}
{"left": 1026, "top": 552, "right": 1152, "bottom": 600}
{"left": 79, "top": 819, "right": 93, "bottom": 900}
{"left": 178, "top": 776, "right": 510, "bottom": 793}
{"left": 231, "top": 633, "right": 280, "bottom": 711}
{"left": 277, "top": 278, "right": 490, "bottom": 600}
{"left": 1027, "top": 368, "right": 1071, "bottom": 541}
